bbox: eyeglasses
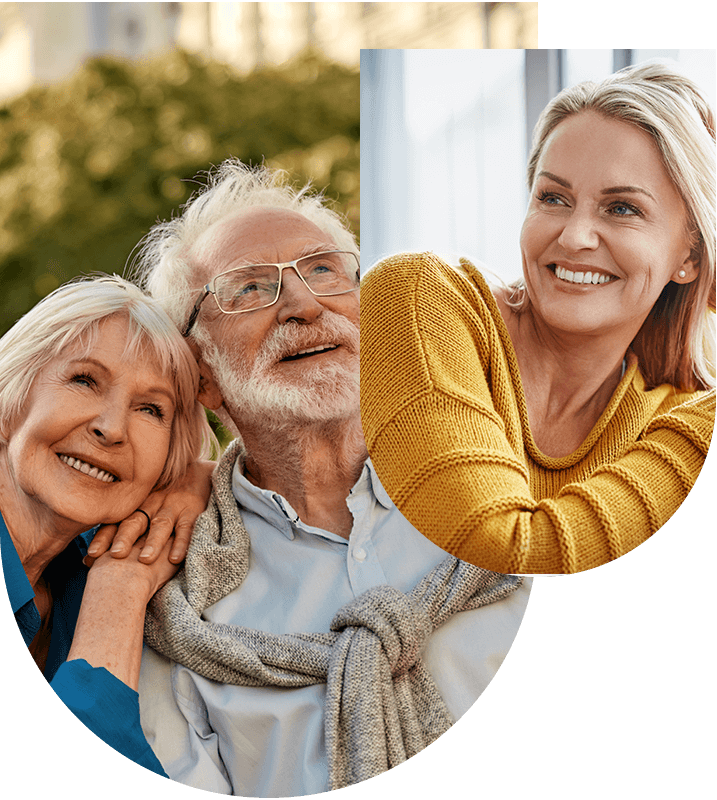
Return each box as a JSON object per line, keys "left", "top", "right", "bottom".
{"left": 182, "top": 250, "right": 360, "bottom": 337}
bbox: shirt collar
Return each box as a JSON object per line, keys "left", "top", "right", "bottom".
{"left": 363, "top": 459, "right": 394, "bottom": 509}
{"left": 230, "top": 452, "right": 392, "bottom": 539}
{"left": 231, "top": 456, "right": 297, "bottom": 540}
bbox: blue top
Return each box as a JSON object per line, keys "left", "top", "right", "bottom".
{"left": 1, "top": 512, "right": 166, "bottom": 776}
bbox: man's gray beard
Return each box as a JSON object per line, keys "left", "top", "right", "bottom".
{"left": 201, "top": 312, "right": 360, "bottom": 428}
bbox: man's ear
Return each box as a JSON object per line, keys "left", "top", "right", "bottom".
{"left": 186, "top": 339, "right": 224, "bottom": 410}
{"left": 197, "top": 359, "right": 224, "bottom": 410}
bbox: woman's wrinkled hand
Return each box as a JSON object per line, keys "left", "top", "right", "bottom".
{"left": 85, "top": 459, "right": 215, "bottom": 566}
{"left": 85, "top": 534, "right": 181, "bottom": 602}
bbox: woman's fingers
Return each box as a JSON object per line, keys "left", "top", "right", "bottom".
{"left": 94, "top": 513, "right": 193, "bottom": 564}
{"left": 136, "top": 463, "right": 214, "bottom": 563}
{"left": 137, "top": 509, "right": 194, "bottom": 564}
{"left": 168, "top": 515, "right": 195, "bottom": 563}
{"left": 136, "top": 511, "right": 176, "bottom": 563}
{"left": 108, "top": 509, "right": 154, "bottom": 559}
{"left": 86, "top": 523, "right": 118, "bottom": 559}
{"left": 100, "top": 460, "right": 214, "bottom": 564}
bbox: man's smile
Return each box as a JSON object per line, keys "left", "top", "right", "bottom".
{"left": 281, "top": 344, "right": 340, "bottom": 362}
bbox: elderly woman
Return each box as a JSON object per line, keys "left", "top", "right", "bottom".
{"left": 361, "top": 63, "right": 716, "bottom": 575}
{"left": 0, "top": 275, "right": 213, "bottom": 771}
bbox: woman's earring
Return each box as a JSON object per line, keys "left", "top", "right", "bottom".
{"left": 678, "top": 269, "right": 687, "bottom": 278}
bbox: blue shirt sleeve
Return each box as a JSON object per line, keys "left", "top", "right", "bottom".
{"left": 51, "top": 659, "right": 168, "bottom": 777}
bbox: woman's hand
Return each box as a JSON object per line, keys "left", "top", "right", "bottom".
{"left": 87, "top": 535, "right": 181, "bottom": 602}
{"left": 69, "top": 535, "right": 182, "bottom": 690}
{"left": 85, "top": 459, "right": 215, "bottom": 566}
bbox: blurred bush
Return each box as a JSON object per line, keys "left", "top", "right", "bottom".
{"left": 0, "top": 48, "right": 359, "bottom": 336}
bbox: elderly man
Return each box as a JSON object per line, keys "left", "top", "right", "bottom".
{"left": 130, "top": 160, "right": 530, "bottom": 796}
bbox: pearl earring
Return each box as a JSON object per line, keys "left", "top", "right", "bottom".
{"left": 678, "top": 269, "right": 687, "bottom": 278}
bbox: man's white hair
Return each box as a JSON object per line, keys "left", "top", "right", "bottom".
{"left": 130, "top": 159, "right": 359, "bottom": 339}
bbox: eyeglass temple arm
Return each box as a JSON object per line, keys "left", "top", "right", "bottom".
{"left": 182, "top": 288, "right": 209, "bottom": 337}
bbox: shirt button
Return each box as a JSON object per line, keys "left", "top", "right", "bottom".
{"left": 353, "top": 547, "right": 367, "bottom": 562}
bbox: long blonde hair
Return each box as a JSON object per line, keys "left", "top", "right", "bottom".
{"left": 520, "top": 62, "right": 716, "bottom": 391}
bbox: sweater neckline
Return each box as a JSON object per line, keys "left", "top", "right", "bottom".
{"left": 457, "top": 259, "right": 641, "bottom": 470}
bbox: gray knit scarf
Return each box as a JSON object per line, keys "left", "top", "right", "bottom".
{"left": 145, "top": 441, "right": 522, "bottom": 790}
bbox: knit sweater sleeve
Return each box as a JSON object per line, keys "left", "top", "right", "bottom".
{"left": 360, "top": 253, "right": 715, "bottom": 574}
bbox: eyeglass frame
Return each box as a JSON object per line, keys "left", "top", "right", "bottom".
{"left": 181, "top": 250, "right": 360, "bottom": 337}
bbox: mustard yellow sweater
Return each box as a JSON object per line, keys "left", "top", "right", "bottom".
{"left": 360, "top": 253, "right": 715, "bottom": 574}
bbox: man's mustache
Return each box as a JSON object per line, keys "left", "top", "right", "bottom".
{"left": 257, "top": 312, "right": 360, "bottom": 365}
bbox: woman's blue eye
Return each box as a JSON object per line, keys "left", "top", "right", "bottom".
{"left": 536, "top": 191, "right": 564, "bottom": 206}
{"left": 535, "top": 190, "right": 642, "bottom": 218}
{"left": 609, "top": 202, "right": 640, "bottom": 217}
{"left": 71, "top": 373, "right": 94, "bottom": 387}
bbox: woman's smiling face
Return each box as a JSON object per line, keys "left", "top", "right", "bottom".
{"left": 5, "top": 315, "right": 176, "bottom": 531}
{"left": 520, "top": 111, "right": 697, "bottom": 342}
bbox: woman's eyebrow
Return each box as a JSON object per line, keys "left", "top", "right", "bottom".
{"left": 537, "top": 170, "right": 571, "bottom": 188}
{"left": 538, "top": 171, "right": 656, "bottom": 202}
{"left": 67, "top": 356, "right": 109, "bottom": 373}
{"left": 602, "top": 185, "right": 655, "bottom": 200}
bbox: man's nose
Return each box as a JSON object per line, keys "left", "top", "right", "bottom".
{"left": 275, "top": 268, "right": 324, "bottom": 325}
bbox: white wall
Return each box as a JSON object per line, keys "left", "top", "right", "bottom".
{"left": 361, "top": 48, "right": 716, "bottom": 285}
{"left": 361, "top": 48, "right": 526, "bottom": 283}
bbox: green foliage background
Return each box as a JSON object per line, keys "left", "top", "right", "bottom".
{"left": 0, "top": 48, "right": 359, "bottom": 337}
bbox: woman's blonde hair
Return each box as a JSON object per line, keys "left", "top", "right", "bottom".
{"left": 521, "top": 61, "right": 716, "bottom": 391}
{"left": 0, "top": 275, "right": 215, "bottom": 489}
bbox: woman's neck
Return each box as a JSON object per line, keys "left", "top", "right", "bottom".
{"left": 0, "top": 452, "right": 84, "bottom": 587}
{"left": 496, "top": 293, "right": 630, "bottom": 457}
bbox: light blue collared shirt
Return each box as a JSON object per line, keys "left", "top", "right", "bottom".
{"left": 139, "top": 458, "right": 531, "bottom": 797}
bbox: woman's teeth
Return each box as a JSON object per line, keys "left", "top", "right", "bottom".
{"left": 59, "top": 454, "right": 117, "bottom": 483}
{"left": 553, "top": 265, "right": 615, "bottom": 285}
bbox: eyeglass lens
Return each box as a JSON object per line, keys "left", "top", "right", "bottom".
{"left": 213, "top": 252, "right": 359, "bottom": 312}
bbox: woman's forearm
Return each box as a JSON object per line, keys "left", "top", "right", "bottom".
{"left": 67, "top": 568, "right": 153, "bottom": 690}
{"left": 361, "top": 253, "right": 715, "bottom": 574}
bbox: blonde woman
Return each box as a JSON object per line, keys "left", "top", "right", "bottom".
{"left": 361, "top": 63, "right": 715, "bottom": 574}
{"left": 1, "top": 276, "right": 212, "bottom": 771}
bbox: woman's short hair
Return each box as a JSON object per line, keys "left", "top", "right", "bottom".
{"left": 0, "top": 275, "right": 215, "bottom": 489}
{"left": 130, "top": 159, "right": 359, "bottom": 339}
{"left": 524, "top": 61, "right": 716, "bottom": 391}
